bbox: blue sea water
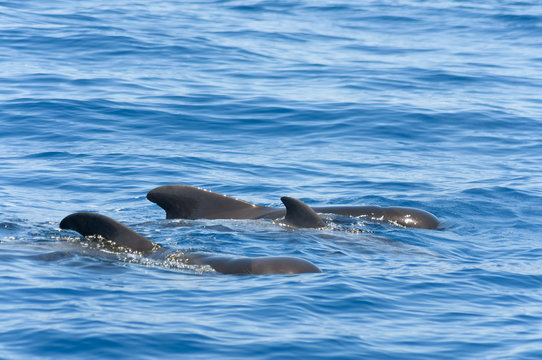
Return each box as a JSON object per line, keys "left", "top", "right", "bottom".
{"left": 1, "top": 0, "right": 542, "bottom": 358}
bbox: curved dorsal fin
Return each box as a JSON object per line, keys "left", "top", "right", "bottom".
{"left": 59, "top": 212, "right": 321, "bottom": 274}
{"left": 147, "top": 185, "right": 270, "bottom": 219}
{"left": 59, "top": 212, "right": 156, "bottom": 253}
{"left": 281, "top": 196, "right": 325, "bottom": 228}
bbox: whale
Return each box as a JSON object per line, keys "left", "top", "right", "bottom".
{"left": 280, "top": 196, "right": 325, "bottom": 228}
{"left": 147, "top": 185, "right": 440, "bottom": 229}
{"left": 59, "top": 212, "right": 321, "bottom": 275}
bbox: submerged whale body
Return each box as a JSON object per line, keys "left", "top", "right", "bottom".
{"left": 147, "top": 185, "right": 440, "bottom": 229}
{"left": 60, "top": 212, "right": 321, "bottom": 275}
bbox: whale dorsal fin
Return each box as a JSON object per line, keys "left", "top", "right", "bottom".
{"left": 147, "top": 185, "right": 270, "bottom": 219}
{"left": 60, "top": 212, "right": 156, "bottom": 253}
{"left": 59, "top": 212, "right": 321, "bottom": 274}
{"left": 281, "top": 197, "right": 325, "bottom": 228}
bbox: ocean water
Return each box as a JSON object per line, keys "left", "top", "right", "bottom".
{"left": 1, "top": 0, "right": 542, "bottom": 358}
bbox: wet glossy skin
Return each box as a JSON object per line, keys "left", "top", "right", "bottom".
{"left": 147, "top": 185, "right": 440, "bottom": 229}
{"left": 60, "top": 212, "right": 321, "bottom": 275}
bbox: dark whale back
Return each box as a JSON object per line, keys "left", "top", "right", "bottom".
{"left": 60, "top": 212, "right": 156, "bottom": 253}
{"left": 189, "top": 255, "right": 321, "bottom": 275}
{"left": 311, "top": 206, "right": 440, "bottom": 229}
{"left": 60, "top": 212, "right": 321, "bottom": 275}
{"left": 147, "top": 185, "right": 273, "bottom": 220}
{"left": 146, "top": 184, "right": 440, "bottom": 229}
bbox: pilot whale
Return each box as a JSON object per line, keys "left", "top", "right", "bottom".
{"left": 147, "top": 185, "right": 440, "bottom": 229}
{"left": 60, "top": 212, "right": 321, "bottom": 275}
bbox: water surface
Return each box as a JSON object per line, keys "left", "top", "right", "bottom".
{"left": 1, "top": 1, "right": 542, "bottom": 359}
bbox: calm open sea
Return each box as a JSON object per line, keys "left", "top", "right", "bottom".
{"left": 1, "top": 1, "right": 542, "bottom": 359}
